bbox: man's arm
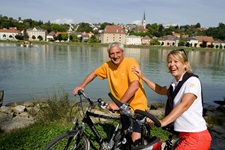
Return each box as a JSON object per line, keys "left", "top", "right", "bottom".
{"left": 73, "top": 71, "right": 97, "bottom": 95}
{"left": 120, "top": 80, "right": 139, "bottom": 103}
{"left": 107, "top": 80, "right": 139, "bottom": 111}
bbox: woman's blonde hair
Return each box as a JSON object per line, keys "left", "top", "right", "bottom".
{"left": 167, "top": 49, "right": 192, "bottom": 73}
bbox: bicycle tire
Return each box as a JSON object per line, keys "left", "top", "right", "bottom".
{"left": 44, "top": 130, "right": 90, "bottom": 150}
{"left": 113, "top": 129, "right": 132, "bottom": 150}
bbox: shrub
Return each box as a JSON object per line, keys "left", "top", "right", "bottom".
{"left": 37, "top": 89, "right": 71, "bottom": 123}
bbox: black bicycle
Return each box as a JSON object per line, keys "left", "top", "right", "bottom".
{"left": 44, "top": 90, "right": 162, "bottom": 150}
{"left": 108, "top": 92, "right": 180, "bottom": 150}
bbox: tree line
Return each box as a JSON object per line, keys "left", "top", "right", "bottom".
{"left": 0, "top": 15, "right": 225, "bottom": 41}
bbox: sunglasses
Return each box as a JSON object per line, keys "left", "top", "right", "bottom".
{"left": 170, "top": 49, "right": 188, "bottom": 58}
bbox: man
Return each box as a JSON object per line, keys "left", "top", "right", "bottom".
{"left": 73, "top": 42, "right": 148, "bottom": 143}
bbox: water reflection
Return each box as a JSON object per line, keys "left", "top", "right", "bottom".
{"left": 0, "top": 43, "right": 225, "bottom": 106}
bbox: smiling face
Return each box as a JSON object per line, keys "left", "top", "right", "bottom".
{"left": 108, "top": 46, "right": 124, "bottom": 66}
{"left": 167, "top": 54, "right": 187, "bottom": 81}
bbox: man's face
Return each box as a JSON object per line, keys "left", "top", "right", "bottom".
{"left": 108, "top": 46, "right": 124, "bottom": 66}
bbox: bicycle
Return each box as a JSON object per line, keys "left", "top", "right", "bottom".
{"left": 108, "top": 92, "right": 180, "bottom": 150}
{"left": 44, "top": 90, "right": 163, "bottom": 150}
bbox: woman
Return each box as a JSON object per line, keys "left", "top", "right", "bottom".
{"left": 132, "top": 49, "right": 211, "bottom": 150}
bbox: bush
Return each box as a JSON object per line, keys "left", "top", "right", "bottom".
{"left": 37, "top": 89, "right": 71, "bottom": 123}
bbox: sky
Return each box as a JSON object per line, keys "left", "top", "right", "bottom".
{"left": 1, "top": 0, "right": 225, "bottom": 28}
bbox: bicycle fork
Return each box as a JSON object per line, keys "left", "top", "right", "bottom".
{"left": 107, "top": 123, "right": 121, "bottom": 149}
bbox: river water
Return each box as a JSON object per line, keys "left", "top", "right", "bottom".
{"left": 0, "top": 43, "right": 225, "bottom": 106}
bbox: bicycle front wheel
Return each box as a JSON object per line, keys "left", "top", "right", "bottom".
{"left": 44, "top": 130, "right": 90, "bottom": 150}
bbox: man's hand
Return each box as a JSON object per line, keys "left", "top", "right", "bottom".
{"left": 73, "top": 86, "right": 84, "bottom": 96}
{"left": 107, "top": 102, "right": 119, "bottom": 112}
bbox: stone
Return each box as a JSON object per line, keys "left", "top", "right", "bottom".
{"left": 22, "top": 101, "right": 34, "bottom": 107}
{"left": 12, "top": 105, "right": 26, "bottom": 114}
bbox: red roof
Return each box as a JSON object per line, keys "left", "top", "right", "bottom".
{"left": 104, "top": 25, "right": 125, "bottom": 34}
{"left": 197, "top": 36, "right": 214, "bottom": 42}
{"left": 0, "top": 28, "right": 21, "bottom": 33}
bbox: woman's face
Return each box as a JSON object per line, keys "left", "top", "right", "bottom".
{"left": 167, "top": 54, "right": 187, "bottom": 81}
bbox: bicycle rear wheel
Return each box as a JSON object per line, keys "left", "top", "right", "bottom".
{"left": 44, "top": 130, "right": 90, "bottom": 150}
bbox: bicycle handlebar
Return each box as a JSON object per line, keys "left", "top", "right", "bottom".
{"left": 77, "top": 90, "right": 108, "bottom": 109}
{"left": 108, "top": 93, "right": 134, "bottom": 117}
{"left": 134, "top": 110, "right": 161, "bottom": 127}
{"left": 108, "top": 92, "right": 161, "bottom": 127}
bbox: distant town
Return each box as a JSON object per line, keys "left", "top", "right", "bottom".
{"left": 0, "top": 14, "right": 225, "bottom": 49}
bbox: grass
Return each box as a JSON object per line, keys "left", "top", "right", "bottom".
{"left": 0, "top": 89, "right": 224, "bottom": 150}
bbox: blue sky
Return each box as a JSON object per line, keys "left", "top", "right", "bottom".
{"left": 1, "top": 0, "right": 225, "bottom": 28}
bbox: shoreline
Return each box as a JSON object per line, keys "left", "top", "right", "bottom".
{"left": 1, "top": 100, "right": 225, "bottom": 149}
{"left": 1, "top": 40, "right": 225, "bottom": 52}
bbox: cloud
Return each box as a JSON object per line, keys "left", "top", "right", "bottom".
{"left": 132, "top": 20, "right": 142, "bottom": 25}
{"left": 51, "top": 18, "right": 74, "bottom": 24}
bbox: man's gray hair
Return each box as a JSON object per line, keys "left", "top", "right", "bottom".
{"left": 107, "top": 42, "right": 124, "bottom": 53}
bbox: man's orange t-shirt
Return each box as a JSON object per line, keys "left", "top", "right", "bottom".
{"left": 95, "top": 57, "right": 148, "bottom": 111}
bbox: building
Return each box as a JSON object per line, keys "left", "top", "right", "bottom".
{"left": 141, "top": 36, "right": 151, "bottom": 45}
{"left": 0, "top": 28, "right": 21, "bottom": 41}
{"left": 46, "top": 31, "right": 56, "bottom": 41}
{"left": 26, "top": 28, "right": 47, "bottom": 41}
{"left": 187, "top": 36, "right": 214, "bottom": 47}
{"left": 187, "top": 36, "right": 198, "bottom": 47}
{"left": 161, "top": 35, "right": 179, "bottom": 46}
{"left": 142, "top": 11, "right": 146, "bottom": 29}
{"left": 125, "top": 35, "right": 142, "bottom": 45}
{"left": 101, "top": 25, "right": 126, "bottom": 44}
{"left": 197, "top": 36, "right": 214, "bottom": 47}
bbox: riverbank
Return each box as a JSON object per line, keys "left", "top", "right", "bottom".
{"left": 0, "top": 100, "right": 225, "bottom": 149}
{"left": 1, "top": 40, "right": 225, "bottom": 52}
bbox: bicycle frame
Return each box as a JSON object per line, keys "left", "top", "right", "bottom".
{"left": 71, "top": 91, "right": 163, "bottom": 150}
{"left": 71, "top": 93, "right": 121, "bottom": 149}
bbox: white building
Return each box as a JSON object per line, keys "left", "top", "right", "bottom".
{"left": 125, "top": 35, "right": 142, "bottom": 45}
{"left": 0, "top": 28, "right": 21, "bottom": 41}
{"left": 26, "top": 28, "right": 47, "bottom": 41}
{"left": 101, "top": 25, "right": 126, "bottom": 44}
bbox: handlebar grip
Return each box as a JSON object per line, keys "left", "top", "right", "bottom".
{"left": 134, "top": 109, "right": 161, "bottom": 127}
{"left": 78, "top": 90, "right": 84, "bottom": 96}
{"left": 108, "top": 93, "right": 123, "bottom": 107}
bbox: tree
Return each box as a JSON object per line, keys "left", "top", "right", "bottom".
{"left": 70, "top": 33, "right": 80, "bottom": 42}
{"left": 88, "top": 35, "right": 99, "bottom": 43}
{"left": 15, "top": 34, "right": 24, "bottom": 40}
{"left": 195, "top": 23, "right": 201, "bottom": 28}
{"left": 200, "top": 41, "right": 207, "bottom": 48}
{"left": 77, "top": 22, "right": 93, "bottom": 32}
{"left": 185, "top": 42, "right": 190, "bottom": 47}
{"left": 100, "top": 22, "right": 113, "bottom": 30}
{"left": 147, "top": 23, "right": 159, "bottom": 37}
{"left": 56, "top": 34, "right": 62, "bottom": 41}
{"left": 51, "top": 24, "right": 66, "bottom": 32}
{"left": 150, "top": 39, "right": 160, "bottom": 45}
{"left": 61, "top": 34, "right": 68, "bottom": 41}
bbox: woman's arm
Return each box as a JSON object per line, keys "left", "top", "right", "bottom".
{"left": 160, "top": 93, "right": 196, "bottom": 127}
{"left": 132, "top": 66, "right": 167, "bottom": 95}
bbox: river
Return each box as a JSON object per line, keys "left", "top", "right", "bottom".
{"left": 0, "top": 42, "right": 225, "bottom": 106}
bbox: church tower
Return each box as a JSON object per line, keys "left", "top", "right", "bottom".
{"left": 142, "top": 11, "right": 146, "bottom": 29}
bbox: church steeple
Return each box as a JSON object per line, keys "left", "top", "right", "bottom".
{"left": 142, "top": 11, "right": 146, "bottom": 29}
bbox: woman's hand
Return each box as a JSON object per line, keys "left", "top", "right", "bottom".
{"left": 145, "top": 117, "right": 155, "bottom": 126}
{"left": 146, "top": 118, "right": 164, "bottom": 127}
{"left": 132, "top": 66, "right": 144, "bottom": 79}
